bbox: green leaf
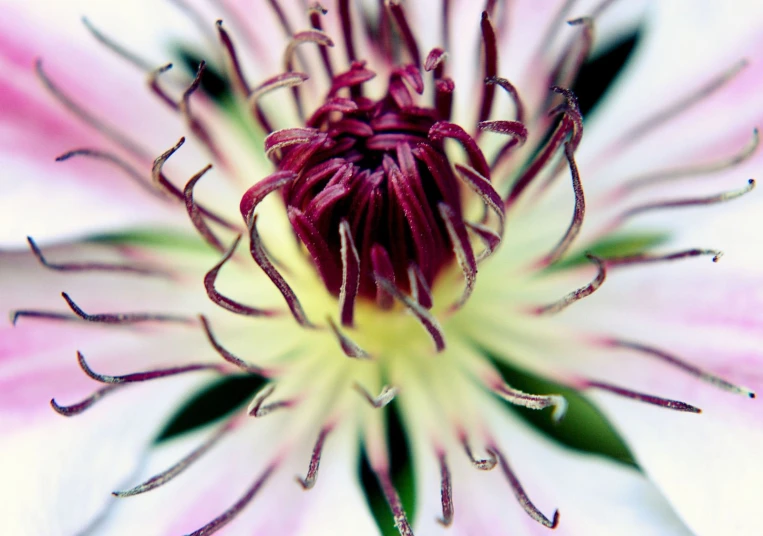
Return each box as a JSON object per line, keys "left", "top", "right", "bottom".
{"left": 87, "top": 228, "right": 210, "bottom": 253}
{"left": 554, "top": 231, "right": 670, "bottom": 270}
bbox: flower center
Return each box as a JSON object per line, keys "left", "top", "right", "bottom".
{"left": 272, "top": 61, "right": 468, "bottom": 306}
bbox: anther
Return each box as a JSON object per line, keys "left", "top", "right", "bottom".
{"left": 51, "top": 385, "right": 122, "bottom": 417}
{"left": 199, "top": 315, "right": 272, "bottom": 376}
{"left": 436, "top": 451, "right": 454, "bottom": 526}
{"left": 76, "top": 351, "right": 223, "bottom": 384}
{"left": 353, "top": 383, "right": 398, "bottom": 409}
{"left": 602, "top": 248, "right": 723, "bottom": 267}
{"left": 81, "top": 17, "right": 153, "bottom": 71}
{"left": 460, "top": 435, "right": 497, "bottom": 470}
{"left": 26, "top": 236, "right": 161, "bottom": 276}
{"left": 113, "top": 418, "right": 239, "bottom": 497}
{"left": 584, "top": 381, "right": 702, "bottom": 413}
{"left": 61, "top": 292, "right": 193, "bottom": 325}
{"left": 188, "top": 463, "right": 278, "bottom": 536}
{"left": 297, "top": 425, "right": 333, "bottom": 490}
{"left": 374, "top": 466, "right": 414, "bottom": 536}
{"left": 492, "top": 381, "right": 568, "bottom": 422}
{"left": 249, "top": 385, "right": 294, "bottom": 417}
{"left": 477, "top": 11, "right": 499, "bottom": 128}
{"left": 534, "top": 255, "right": 606, "bottom": 314}
{"left": 488, "top": 445, "right": 560, "bottom": 529}
{"left": 327, "top": 317, "right": 370, "bottom": 359}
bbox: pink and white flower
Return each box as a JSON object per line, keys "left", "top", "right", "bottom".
{"left": 1, "top": 1, "right": 762, "bottom": 534}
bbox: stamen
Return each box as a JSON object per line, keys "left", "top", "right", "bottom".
{"left": 538, "top": 142, "right": 585, "bottom": 267}
{"left": 371, "top": 244, "right": 396, "bottom": 310}
{"left": 36, "top": 60, "right": 150, "bottom": 160}
{"left": 266, "top": 0, "right": 295, "bottom": 35}
{"left": 387, "top": 0, "right": 422, "bottom": 68}
{"left": 429, "top": 121, "right": 491, "bottom": 180}
{"left": 151, "top": 138, "right": 239, "bottom": 229}
{"left": 460, "top": 434, "right": 497, "bottom": 470}
{"left": 10, "top": 310, "right": 77, "bottom": 325}
{"left": 249, "top": 385, "right": 294, "bottom": 417}
{"left": 308, "top": 3, "right": 335, "bottom": 78}
{"left": 374, "top": 467, "right": 414, "bottom": 536}
{"left": 492, "top": 381, "right": 568, "bottom": 422}
{"left": 439, "top": 203, "right": 477, "bottom": 311}
{"left": 550, "top": 17, "right": 593, "bottom": 90}
{"left": 584, "top": 381, "right": 701, "bottom": 413}
{"left": 240, "top": 170, "right": 297, "bottom": 223}
{"left": 216, "top": 20, "right": 251, "bottom": 96}
{"left": 615, "top": 59, "right": 748, "bottom": 147}
{"left": 204, "top": 235, "right": 278, "bottom": 318}
{"left": 408, "top": 263, "right": 433, "bottom": 309}
{"left": 424, "top": 48, "right": 447, "bottom": 75}
{"left": 534, "top": 255, "right": 606, "bottom": 314}
{"left": 297, "top": 425, "right": 333, "bottom": 489}
{"left": 435, "top": 78, "right": 455, "bottom": 122}
{"left": 617, "top": 128, "right": 760, "bottom": 196}
{"left": 248, "top": 215, "right": 313, "bottom": 328}
{"left": 55, "top": 148, "right": 163, "bottom": 198}
{"left": 338, "top": 220, "right": 360, "bottom": 327}
{"left": 375, "top": 272, "right": 446, "bottom": 352}
{"left": 283, "top": 30, "right": 334, "bottom": 73}
{"left": 184, "top": 164, "right": 228, "bottom": 252}
{"left": 50, "top": 385, "right": 121, "bottom": 417}
{"left": 81, "top": 17, "right": 153, "bottom": 71}
{"left": 248, "top": 73, "right": 310, "bottom": 133}
{"left": 442, "top": 0, "right": 452, "bottom": 52}
{"left": 199, "top": 315, "right": 271, "bottom": 376}
{"left": 485, "top": 76, "right": 525, "bottom": 125}
{"left": 604, "top": 339, "right": 755, "bottom": 398}
{"left": 353, "top": 383, "right": 398, "bottom": 409}
{"left": 487, "top": 445, "right": 560, "bottom": 528}
{"left": 338, "top": 0, "right": 357, "bottom": 63}
{"left": 26, "top": 236, "right": 162, "bottom": 276}
{"left": 61, "top": 292, "right": 193, "bottom": 325}
{"left": 75, "top": 351, "right": 223, "bottom": 384}
{"left": 603, "top": 248, "right": 723, "bottom": 266}
{"left": 466, "top": 221, "right": 502, "bottom": 262}
{"left": 454, "top": 164, "right": 506, "bottom": 233}
{"left": 187, "top": 463, "right": 277, "bottom": 536}
{"left": 477, "top": 11, "right": 498, "bottom": 128}
{"left": 327, "top": 316, "right": 370, "bottom": 359}
{"left": 114, "top": 418, "right": 239, "bottom": 497}
{"left": 620, "top": 179, "right": 755, "bottom": 220}
{"left": 436, "top": 451, "right": 454, "bottom": 526}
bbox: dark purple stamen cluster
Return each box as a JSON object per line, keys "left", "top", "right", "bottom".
{"left": 247, "top": 61, "right": 480, "bottom": 309}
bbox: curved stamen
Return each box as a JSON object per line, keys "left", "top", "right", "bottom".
{"left": 460, "top": 434, "right": 497, "bottom": 470}
{"left": 327, "top": 317, "right": 370, "bottom": 359}
{"left": 76, "top": 351, "right": 223, "bottom": 384}
{"left": 408, "top": 263, "right": 433, "bottom": 309}
{"left": 477, "top": 11, "right": 498, "bottom": 128}
{"left": 240, "top": 170, "right": 296, "bottom": 223}
{"left": 204, "top": 235, "right": 278, "bottom": 318}
{"left": 466, "top": 222, "right": 502, "bottom": 262}
{"left": 374, "top": 466, "right": 414, "bottom": 536}
{"left": 249, "top": 73, "right": 310, "bottom": 133}
{"left": 188, "top": 463, "right": 278, "bottom": 536}
{"left": 539, "top": 142, "right": 585, "bottom": 267}
{"left": 353, "top": 383, "right": 398, "bottom": 409}
{"left": 604, "top": 339, "right": 755, "bottom": 398}
{"left": 487, "top": 445, "right": 560, "bottom": 529}
{"left": 184, "top": 164, "right": 228, "bottom": 252}
{"left": 584, "top": 380, "right": 701, "bottom": 413}
{"left": 55, "top": 148, "right": 163, "bottom": 198}
{"left": 249, "top": 384, "right": 295, "bottom": 417}
{"left": 429, "top": 121, "right": 491, "bottom": 179}
{"left": 492, "top": 381, "right": 568, "bottom": 422}
{"left": 486, "top": 76, "right": 525, "bottom": 125}
{"left": 603, "top": 248, "right": 723, "bottom": 266}
{"left": 297, "top": 425, "right": 333, "bottom": 490}
{"left": 35, "top": 60, "right": 150, "bottom": 160}
{"left": 10, "top": 310, "right": 77, "bottom": 325}
{"left": 114, "top": 418, "right": 239, "bottom": 497}
{"left": 371, "top": 244, "right": 396, "bottom": 310}
{"left": 439, "top": 203, "right": 477, "bottom": 311}
{"left": 283, "top": 30, "right": 334, "bottom": 72}
{"left": 436, "top": 451, "right": 454, "bottom": 526}
{"left": 454, "top": 164, "right": 506, "bottom": 234}
{"left": 216, "top": 20, "right": 251, "bottom": 96}
{"left": 308, "top": 4, "right": 334, "bottom": 78}
{"left": 61, "top": 292, "right": 193, "bottom": 325}
{"left": 387, "top": 0, "right": 422, "bottom": 68}
{"left": 620, "top": 179, "right": 755, "bottom": 221}
{"left": 81, "top": 17, "right": 153, "bottom": 71}
{"left": 51, "top": 385, "right": 121, "bottom": 417}
{"left": 26, "top": 236, "right": 162, "bottom": 276}
{"left": 534, "top": 255, "right": 606, "bottom": 315}
{"left": 248, "top": 215, "right": 313, "bottom": 328}
{"left": 338, "top": 220, "right": 360, "bottom": 327}
{"left": 424, "top": 48, "right": 447, "bottom": 75}
{"left": 616, "top": 128, "right": 760, "bottom": 197}
{"left": 199, "top": 315, "right": 271, "bottom": 376}
{"left": 375, "top": 273, "right": 446, "bottom": 352}
{"left": 151, "top": 138, "right": 239, "bottom": 229}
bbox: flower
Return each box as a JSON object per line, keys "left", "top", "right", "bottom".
{"left": 2, "top": 1, "right": 762, "bottom": 535}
